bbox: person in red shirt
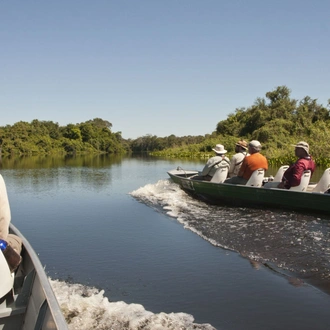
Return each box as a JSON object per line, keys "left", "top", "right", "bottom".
{"left": 280, "top": 141, "right": 315, "bottom": 189}
{"left": 225, "top": 140, "right": 268, "bottom": 184}
{"left": 264, "top": 141, "right": 316, "bottom": 189}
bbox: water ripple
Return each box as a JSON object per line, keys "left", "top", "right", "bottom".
{"left": 131, "top": 179, "right": 330, "bottom": 294}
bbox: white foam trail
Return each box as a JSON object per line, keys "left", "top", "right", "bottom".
{"left": 50, "top": 279, "right": 216, "bottom": 330}
{"left": 131, "top": 179, "right": 203, "bottom": 223}
{"left": 130, "top": 179, "right": 229, "bottom": 249}
{"left": 130, "top": 179, "right": 330, "bottom": 284}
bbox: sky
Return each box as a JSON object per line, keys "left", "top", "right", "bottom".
{"left": 1, "top": 0, "right": 329, "bottom": 139}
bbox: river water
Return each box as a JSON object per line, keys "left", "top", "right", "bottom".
{"left": 1, "top": 154, "right": 330, "bottom": 330}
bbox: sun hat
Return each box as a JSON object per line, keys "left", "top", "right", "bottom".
{"left": 236, "top": 140, "right": 248, "bottom": 150}
{"left": 292, "top": 141, "right": 309, "bottom": 154}
{"left": 212, "top": 144, "right": 227, "bottom": 154}
{"left": 249, "top": 140, "right": 262, "bottom": 150}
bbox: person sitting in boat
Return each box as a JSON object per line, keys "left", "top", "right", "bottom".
{"left": 264, "top": 141, "right": 316, "bottom": 189}
{"left": 196, "top": 144, "right": 230, "bottom": 181}
{"left": 0, "top": 174, "right": 22, "bottom": 271}
{"left": 225, "top": 140, "right": 268, "bottom": 184}
{"left": 228, "top": 140, "right": 249, "bottom": 178}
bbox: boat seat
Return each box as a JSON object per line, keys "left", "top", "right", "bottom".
{"left": 289, "top": 170, "right": 311, "bottom": 192}
{"left": 210, "top": 167, "right": 228, "bottom": 183}
{"left": 273, "top": 165, "right": 289, "bottom": 181}
{"left": 0, "top": 248, "right": 14, "bottom": 299}
{"left": 311, "top": 168, "right": 330, "bottom": 193}
{"left": 246, "top": 169, "right": 265, "bottom": 187}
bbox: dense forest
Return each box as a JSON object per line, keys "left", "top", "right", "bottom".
{"left": 0, "top": 117, "right": 205, "bottom": 156}
{"left": 1, "top": 86, "right": 330, "bottom": 165}
{"left": 150, "top": 86, "right": 330, "bottom": 166}
{"left": 0, "top": 118, "right": 129, "bottom": 155}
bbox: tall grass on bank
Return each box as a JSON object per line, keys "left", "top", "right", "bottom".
{"left": 150, "top": 150, "right": 330, "bottom": 168}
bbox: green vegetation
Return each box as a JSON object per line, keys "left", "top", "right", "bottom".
{"left": 1, "top": 86, "right": 329, "bottom": 166}
{"left": 0, "top": 118, "right": 129, "bottom": 156}
{"left": 149, "top": 86, "right": 330, "bottom": 166}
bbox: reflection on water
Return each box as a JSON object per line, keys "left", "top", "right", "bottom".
{"left": 1, "top": 154, "right": 127, "bottom": 193}
{"left": 0, "top": 154, "right": 125, "bottom": 169}
{"left": 2, "top": 155, "right": 330, "bottom": 330}
{"left": 131, "top": 179, "right": 330, "bottom": 294}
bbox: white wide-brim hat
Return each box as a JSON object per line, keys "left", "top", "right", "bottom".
{"left": 212, "top": 144, "right": 227, "bottom": 154}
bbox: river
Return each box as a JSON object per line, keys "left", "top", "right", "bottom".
{"left": 1, "top": 154, "right": 330, "bottom": 330}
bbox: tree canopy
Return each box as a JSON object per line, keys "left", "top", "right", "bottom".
{"left": 1, "top": 86, "right": 329, "bottom": 165}
{"left": 214, "top": 85, "right": 330, "bottom": 160}
{"left": 150, "top": 86, "right": 330, "bottom": 165}
{"left": 0, "top": 118, "right": 128, "bottom": 155}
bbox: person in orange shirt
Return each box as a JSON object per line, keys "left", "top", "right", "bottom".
{"left": 225, "top": 140, "right": 268, "bottom": 184}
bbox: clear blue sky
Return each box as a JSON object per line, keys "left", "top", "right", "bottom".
{"left": 1, "top": 0, "right": 329, "bottom": 139}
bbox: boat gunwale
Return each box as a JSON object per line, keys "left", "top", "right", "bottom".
{"left": 9, "top": 223, "right": 68, "bottom": 330}
{"left": 167, "top": 169, "right": 330, "bottom": 215}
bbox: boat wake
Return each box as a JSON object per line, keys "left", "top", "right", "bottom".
{"left": 50, "top": 279, "right": 215, "bottom": 330}
{"left": 131, "top": 179, "right": 330, "bottom": 294}
{"left": 130, "top": 179, "right": 232, "bottom": 248}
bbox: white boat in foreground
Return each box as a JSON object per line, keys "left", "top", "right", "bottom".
{"left": 0, "top": 223, "right": 68, "bottom": 330}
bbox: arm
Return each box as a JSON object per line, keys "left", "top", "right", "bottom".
{"left": 282, "top": 161, "right": 305, "bottom": 188}
{"left": 201, "top": 158, "right": 215, "bottom": 176}
{"left": 201, "top": 156, "right": 225, "bottom": 176}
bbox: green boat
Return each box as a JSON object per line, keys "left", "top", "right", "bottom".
{"left": 167, "top": 167, "right": 330, "bottom": 215}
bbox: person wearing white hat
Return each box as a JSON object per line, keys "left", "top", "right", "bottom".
{"left": 225, "top": 140, "right": 268, "bottom": 184}
{"left": 264, "top": 141, "right": 316, "bottom": 189}
{"left": 198, "top": 144, "right": 230, "bottom": 181}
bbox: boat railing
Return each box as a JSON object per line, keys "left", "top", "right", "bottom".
{"left": 5, "top": 224, "right": 68, "bottom": 330}
{"left": 176, "top": 166, "right": 190, "bottom": 177}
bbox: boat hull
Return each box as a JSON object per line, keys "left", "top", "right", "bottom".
{"left": 0, "top": 224, "right": 68, "bottom": 330}
{"left": 167, "top": 169, "right": 330, "bottom": 214}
